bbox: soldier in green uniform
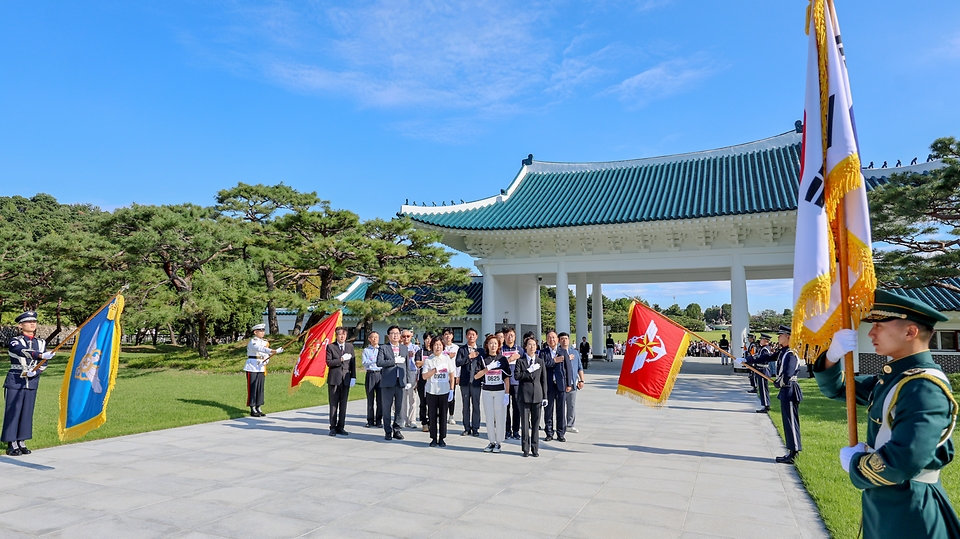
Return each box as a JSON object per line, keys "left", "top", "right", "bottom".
{"left": 814, "top": 290, "right": 960, "bottom": 539}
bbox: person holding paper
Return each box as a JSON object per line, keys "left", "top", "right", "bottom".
{"left": 422, "top": 338, "right": 456, "bottom": 447}
{"left": 515, "top": 337, "right": 548, "bottom": 458}
{"left": 325, "top": 326, "right": 356, "bottom": 436}
{"left": 476, "top": 334, "right": 511, "bottom": 453}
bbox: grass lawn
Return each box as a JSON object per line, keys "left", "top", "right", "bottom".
{"left": 23, "top": 341, "right": 368, "bottom": 451}
{"left": 768, "top": 376, "right": 960, "bottom": 539}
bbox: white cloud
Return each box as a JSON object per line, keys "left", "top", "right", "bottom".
{"left": 602, "top": 56, "right": 719, "bottom": 107}
{"left": 179, "top": 0, "right": 717, "bottom": 137}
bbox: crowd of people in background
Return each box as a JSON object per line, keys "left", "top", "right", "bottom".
{"left": 325, "top": 325, "right": 586, "bottom": 457}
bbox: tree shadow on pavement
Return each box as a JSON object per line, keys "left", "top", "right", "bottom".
{"left": 177, "top": 398, "right": 247, "bottom": 418}
{"left": 593, "top": 443, "right": 771, "bottom": 464}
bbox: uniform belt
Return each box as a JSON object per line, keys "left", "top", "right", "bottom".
{"left": 8, "top": 365, "right": 26, "bottom": 371}
{"left": 787, "top": 376, "right": 798, "bottom": 383}
{"left": 913, "top": 469, "right": 940, "bottom": 484}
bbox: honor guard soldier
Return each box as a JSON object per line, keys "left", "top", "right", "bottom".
{"left": 3, "top": 311, "right": 54, "bottom": 456}
{"left": 773, "top": 325, "right": 802, "bottom": 464}
{"left": 745, "top": 334, "right": 759, "bottom": 394}
{"left": 815, "top": 290, "right": 960, "bottom": 538}
{"left": 244, "top": 323, "right": 282, "bottom": 417}
{"left": 745, "top": 333, "right": 776, "bottom": 413}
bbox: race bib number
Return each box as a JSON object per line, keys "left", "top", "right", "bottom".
{"left": 433, "top": 371, "right": 448, "bottom": 383}
{"left": 485, "top": 370, "right": 502, "bottom": 385}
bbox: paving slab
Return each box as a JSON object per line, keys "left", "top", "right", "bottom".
{"left": 0, "top": 357, "right": 828, "bottom": 538}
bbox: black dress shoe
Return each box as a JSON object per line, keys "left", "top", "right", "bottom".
{"left": 337, "top": 429, "right": 350, "bottom": 436}
{"left": 522, "top": 451, "right": 529, "bottom": 457}
{"left": 775, "top": 451, "right": 798, "bottom": 464}
{"left": 438, "top": 440, "right": 447, "bottom": 447}
{"left": 365, "top": 423, "right": 372, "bottom": 428}
{"left": 393, "top": 431, "right": 404, "bottom": 440}
{"left": 461, "top": 430, "right": 470, "bottom": 436}
{"left": 329, "top": 430, "right": 337, "bottom": 437}
{"left": 531, "top": 451, "right": 539, "bottom": 457}
{"left": 18, "top": 445, "right": 30, "bottom": 455}
{"left": 556, "top": 436, "right": 566, "bottom": 442}
{"left": 472, "top": 430, "right": 480, "bottom": 437}
{"left": 384, "top": 433, "right": 392, "bottom": 441}
{"left": 5, "top": 444, "right": 21, "bottom": 457}
{"left": 544, "top": 435, "right": 554, "bottom": 442}
{"left": 747, "top": 389, "right": 757, "bottom": 394}
{"left": 755, "top": 407, "right": 770, "bottom": 413}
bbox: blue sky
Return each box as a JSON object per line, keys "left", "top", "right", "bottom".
{"left": 2, "top": 1, "right": 958, "bottom": 314}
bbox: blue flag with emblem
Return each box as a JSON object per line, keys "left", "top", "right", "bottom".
{"left": 58, "top": 294, "right": 125, "bottom": 441}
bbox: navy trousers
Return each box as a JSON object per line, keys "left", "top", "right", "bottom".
{"left": 780, "top": 399, "right": 802, "bottom": 451}
{"left": 2, "top": 387, "right": 37, "bottom": 442}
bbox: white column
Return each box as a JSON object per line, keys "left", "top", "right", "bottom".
{"left": 576, "top": 274, "right": 588, "bottom": 343}
{"left": 555, "top": 262, "right": 570, "bottom": 335}
{"left": 730, "top": 254, "right": 749, "bottom": 358}
{"left": 482, "top": 267, "right": 495, "bottom": 336}
{"left": 592, "top": 283, "right": 604, "bottom": 358}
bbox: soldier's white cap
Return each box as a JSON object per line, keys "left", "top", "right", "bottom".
{"left": 251, "top": 323, "right": 267, "bottom": 331}
{"left": 16, "top": 311, "right": 38, "bottom": 323}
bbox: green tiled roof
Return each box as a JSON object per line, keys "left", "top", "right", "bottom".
{"left": 402, "top": 131, "right": 804, "bottom": 231}
{"left": 887, "top": 280, "right": 960, "bottom": 312}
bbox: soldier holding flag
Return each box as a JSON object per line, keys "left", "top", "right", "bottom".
{"left": 245, "top": 323, "right": 282, "bottom": 417}
{"left": 3, "top": 311, "right": 53, "bottom": 456}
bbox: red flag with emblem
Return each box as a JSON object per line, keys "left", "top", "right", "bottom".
{"left": 617, "top": 302, "right": 690, "bottom": 407}
{"left": 290, "top": 310, "right": 343, "bottom": 393}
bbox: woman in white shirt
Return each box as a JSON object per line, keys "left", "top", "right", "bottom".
{"left": 476, "top": 335, "right": 510, "bottom": 453}
{"left": 422, "top": 338, "right": 456, "bottom": 447}
{"left": 361, "top": 332, "right": 383, "bottom": 428}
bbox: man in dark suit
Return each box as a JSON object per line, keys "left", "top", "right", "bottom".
{"left": 325, "top": 326, "right": 356, "bottom": 437}
{"left": 578, "top": 336, "right": 591, "bottom": 370}
{"left": 377, "top": 325, "right": 409, "bottom": 441}
{"left": 455, "top": 328, "right": 482, "bottom": 436}
{"left": 540, "top": 330, "right": 574, "bottom": 442}
{"left": 516, "top": 337, "right": 548, "bottom": 457}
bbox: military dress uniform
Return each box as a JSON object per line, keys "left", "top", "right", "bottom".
{"left": 3, "top": 311, "right": 50, "bottom": 456}
{"left": 814, "top": 291, "right": 960, "bottom": 539}
{"left": 745, "top": 335, "right": 776, "bottom": 413}
{"left": 244, "top": 324, "right": 278, "bottom": 417}
{"left": 745, "top": 337, "right": 759, "bottom": 393}
{"left": 774, "top": 325, "right": 802, "bottom": 463}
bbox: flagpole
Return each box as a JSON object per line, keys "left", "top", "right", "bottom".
{"left": 28, "top": 286, "right": 127, "bottom": 374}
{"left": 825, "top": 0, "right": 859, "bottom": 447}
{"left": 646, "top": 306, "right": 774, "bottom": 383}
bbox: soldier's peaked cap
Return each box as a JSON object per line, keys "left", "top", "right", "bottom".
{"left": 777, "top": 325, "right": 792, "bottom": 335}
{"left": 15, "top": 311, "right": 38, "bottom": 323}
{"left": 251, "top": 323, "right": 267, "bottom": 331}
{"left": 760, "top": 333, "right": 773, "bottom": 340}
{"left": 863, "top": 289, "right": 948, "bottom": 327}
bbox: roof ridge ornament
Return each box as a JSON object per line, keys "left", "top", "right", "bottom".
{"left": 522, "top": 154, "right": 533, "bottom": 166}
{"left": 795, "top": 120, "right": 804, "bottom": 133}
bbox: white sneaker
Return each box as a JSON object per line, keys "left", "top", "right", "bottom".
{"left": 567, "top": 427, "right": 579, "bottom": 433}
{"left": 448, "top": 417, "right": 455, "bottom": 425}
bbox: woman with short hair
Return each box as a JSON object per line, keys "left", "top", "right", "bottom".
{"left": 422, "top": 338, "right": 456, "bottom": 447}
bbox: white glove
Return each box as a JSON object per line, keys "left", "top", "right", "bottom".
{"left": 38, "top": 365, "right": 47, "bottom": 372}
{"left": 275, "top": 347, "right": 284, "bottom": 354}
{"left": 448, "top": 390, "right": 455, "bottom": 402}
{"left": 25, "top": 369, "right": 38, "bottom": 378}
{"left": 342, "top": 353, "right": 351, "bottom": 360}
{"left": 502, "top": 394, "right": 510, "bottom": 406}
{"left": 826, "top": 329, "right": 858, "bottom": 362}
{"left": 405, "top": 383, "right": 412, "bottom": 390}
{"left": 541, "top": 399, "right": 548, "bottom": 408}
{"left": 349, "top": 379, "right": 356, "bottom": 388}
{"left": 840, "top": 443, "right": 866, "bottom": 472}
{"left": 526, "top": 363, "right": 541, "bottom": 373}
{"left": 485, "top": 362, "right": 498, "bottom": 371}
{"left": 41, "top": 351, "right": 55, "bottom": 360}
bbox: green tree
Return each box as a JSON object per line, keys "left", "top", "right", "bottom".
{"left": 103, "top": 204, "right": 252, "bottom": 358}
{"left": 869, "top": 137, "right": 960, "bottom": 292}
{"left": 344, "top": 218, "right": 471, "bottom": 331}
{"left": 216, "top": 182, "right": 321, "bottom": 334}
{"left": 684, "top": 303, "right": 703, "bottom": 320}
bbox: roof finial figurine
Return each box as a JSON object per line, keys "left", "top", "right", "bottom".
{"left": 794, "top": 120, "right": 804, "bottom": 133}
{"left": 896, "top": 159, "right": 902, "bottom": 167}
{"left": 928, "top": 154, "right": 935, "bottom": 162}
{"left": 522, "top": 154, "right": 534, "bottom": 166}
{"left": 405, "top": 198, "right": 409, "bottom": 205}
{"left": 910, "top": 157, "right": 918, "bottom": 165}
{"left": 882, "top": 161, "right": 888, "bottom": 168}
{"left": 432, "top": 201, "right": 436, "bottom": 206}
{"left": 867, "top": 161, "right": 874, "bottom": 169}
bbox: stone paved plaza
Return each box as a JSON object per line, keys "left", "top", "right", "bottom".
{"left": 0, "top": 358, "right": 828, "bottom": 538}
